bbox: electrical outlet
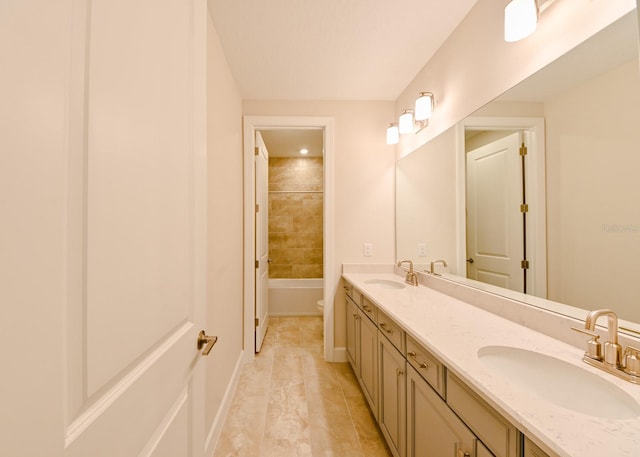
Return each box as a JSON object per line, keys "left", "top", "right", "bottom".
{"left": 363, "top": 243, "right": 373, "bottom": 257}
{"left": 417, "top": 243, "right": 427, "bottom": 257}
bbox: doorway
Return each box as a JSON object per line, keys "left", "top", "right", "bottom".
{"left": 243, "top": 116, "right": 336, "bottom": 362}
{"left": 455, "top": 117, "right": 547, "bottom": 298}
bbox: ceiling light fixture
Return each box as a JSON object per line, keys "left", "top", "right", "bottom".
{"left": 300, "top": 148, "right": 309, "bottom": 155}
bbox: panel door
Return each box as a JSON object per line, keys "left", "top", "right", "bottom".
{"left": 466, "top": 132, "right": 524, "bottom": 292}
{"left": 255, "top": 131, "right": 270, "bottom": 352}
{"left": 359, "top": 312, "right": 379, "bottom": 419}
{"left": 407, "top": 366, "right": 476, "bottom": 457}
{"left": 379, "top": 333, "right": 407, "bottom": 457}
{"left": 1, "top": 0, "right": 209, "bottom": 455}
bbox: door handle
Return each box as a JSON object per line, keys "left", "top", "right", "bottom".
{"left": 466, "top": 258, "right": 474, "bottom": 264}
{"left": 197, "top": 330, "right": 218, "bottom": 356}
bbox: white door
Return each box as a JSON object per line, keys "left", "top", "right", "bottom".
{"left": 466, "top": 132, "right": 525, "bottom": 292}
{"left": 1, "top": 0, "right": 209, "bottom": 456}
{"left": 255, "top": 132, "right": 270, "bottom": 352}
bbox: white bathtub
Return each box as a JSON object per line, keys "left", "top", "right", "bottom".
{"left": 268, "top": 278, "right": 324, "bottom": 316}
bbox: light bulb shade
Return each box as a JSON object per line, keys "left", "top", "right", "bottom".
{"left": 414, "top": 92, "right": 434, "bottom": 121}
{"left": 398, "top": 110, "right": 414, "bottom": 134}
{"left": 504, "top": 0, "right": 537, "bottom": 42}
{"left": 386, "top": 124, "right": 399, "bottom": 145}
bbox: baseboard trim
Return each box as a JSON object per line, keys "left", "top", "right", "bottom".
{"left": 204, "top": 350, "right": 244, "bottom": 456}
{"left": 333, "top": 346, "right": 347, "bottom": 363}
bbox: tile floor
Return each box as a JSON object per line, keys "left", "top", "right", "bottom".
{"left": 213, "top": 316, "right": 391, "bottom": 457}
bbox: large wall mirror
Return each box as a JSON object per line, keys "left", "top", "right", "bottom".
{"left": 396, "top": 10, "right": 640, "bottom": 333}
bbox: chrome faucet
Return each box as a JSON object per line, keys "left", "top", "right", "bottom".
{"left": 429, "top": 259, "right": 448, "bottom": 275}
{"left": 572, "top": 309, "right": 640, "bottom": 383}
{"left": 397, "top": 260, "right": 418, "bottom": 286}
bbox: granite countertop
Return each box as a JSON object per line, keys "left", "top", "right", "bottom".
{"left": 342, "top": 270, "right": 640, "bottom": 457}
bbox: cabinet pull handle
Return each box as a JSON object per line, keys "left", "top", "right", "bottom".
{"left": 408, "top": 351, "right": 429, "bottom": 370}
{"left": 353, "top": 314, "right": 360, "bottom": 320}
{"left": 363, "top": 304, "right": 372, "bottom": 312}
{"left": 396, "top": 368, "right": 404, "bottom": 377}
{"left": 456, "top": 446, "right": 470, "bottom": 457}
{"left": 379, "top": 322, "right": 393, "bottom": 333}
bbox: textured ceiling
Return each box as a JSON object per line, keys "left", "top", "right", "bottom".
{"left": 208, "top": 0, "right": 479, "bottom": 100}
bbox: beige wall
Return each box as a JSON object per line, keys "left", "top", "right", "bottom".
{"left": 395, "top": 0, "right": 636, "bottom": 158}
{"left": 205, "top": 14, "right": 244, "bottom": 437}
{"left": 269, "top": 157, "right": 324, "bottom": 279}
{"left": 545, "top": 59, "right": 640, "bottom": 321}
{"left": 244, "top": 100, "right": 395, "bottom": 347}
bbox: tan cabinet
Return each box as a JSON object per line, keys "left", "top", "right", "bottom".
{"left": 346, "top": 294, "right": 359, "bottom": 370}
{"left": 407, "top": 365, "right": 476, "bottom": 457}
{"left": 359, "top": 310, "right": 379, "bottom": 417}
{"left": 379, "top": 331, "right": 406, "bottom": 457}
{"left": 524, "top": 437, "right": 551, "bottom": 457}
{"left": 447, "top": 372, "right": 520, "bottom": 457}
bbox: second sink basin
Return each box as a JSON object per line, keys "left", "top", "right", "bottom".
{"left": 477, "top": 345, "right": 640, "bottom": 419}
{"left": 364, "top": 278, "right": 406, "bottom": 289}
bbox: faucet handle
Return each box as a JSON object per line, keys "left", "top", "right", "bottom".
{"left": 623, "top": 346, "right": 640, "bottom": 376}
{"left": 571, "top": 327, "right": 602, "bottom": 361}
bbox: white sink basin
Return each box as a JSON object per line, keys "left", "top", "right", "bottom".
{"left": 364, "top": 278, "right": 406, "bottom": 290}
{"left": 477, "top": 345, "right": 640, "bottom": 419}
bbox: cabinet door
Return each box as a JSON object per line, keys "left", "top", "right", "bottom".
{"left": 379, "top": 333, "right": 407, "bottom": 457}
{"left": 407, "top": 366, "right": 476, "bottom": 457}
{"left": 346, "top": 296, "right": 360, "bottom": 371}
{"left": 359, "top": 311, "right": 379, "bottom": 418}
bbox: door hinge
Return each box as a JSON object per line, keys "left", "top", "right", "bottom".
{"left": 520, "top": 204, "right": 529, "bottom": 213}
{"left": 256, "top": 203, "right": 259, "bottom": 212}
{"left": 519, "top": 143, "right": 528, "bottom": 156}
{"left": 255, "top": 260, "right": 259, "bottom": 268}
{"left": 521, "top": 260, "right": 530, "bottom": 269}
{"left": 255, "top": 318, "right": 259, "bottom": 327}
{"left": 254, "top": 146, "right": 259, "bottom": 156}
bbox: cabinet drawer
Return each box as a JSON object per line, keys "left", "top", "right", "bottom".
{"left": 344, "top": 281, "right": 360, "bottom": 305}
{"left": 406, "top": 335, "right": 445, "bottom": 397}
{"left": 447, "top": 372, "right": 519, "bottom": 457}
{"left": 361, "top": 296, "right": 377, "bottom": 323}
{"left": 524, "top": 437, "right": 551, "bottom": 457}
{"left": 377, "top": 308, "right": 405, "bottom": 353}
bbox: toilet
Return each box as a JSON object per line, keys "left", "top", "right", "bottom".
{"left": 317, "top": 299, "right": 324, "bottom": 315}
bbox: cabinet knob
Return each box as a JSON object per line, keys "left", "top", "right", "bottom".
{"left": 379, "top": 322, "right": 393, "bottom": 334}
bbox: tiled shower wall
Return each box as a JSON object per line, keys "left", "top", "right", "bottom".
{"left": 268, "top": 157, "right": 323, "bottom": 278}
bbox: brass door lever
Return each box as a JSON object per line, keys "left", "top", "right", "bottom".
{"left": 197, "top": 330, "right": 218, "bottom": 356}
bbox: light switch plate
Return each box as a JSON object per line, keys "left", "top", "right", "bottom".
{"left": 363, "top": 243, "right": 373, "bottom": 257}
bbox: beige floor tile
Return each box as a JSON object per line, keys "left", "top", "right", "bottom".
{"left": 213, "top": 316, "right": 390, "bottom": 457}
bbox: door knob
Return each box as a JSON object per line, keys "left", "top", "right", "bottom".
{"left": 197, "top": 330, "right": 218, "bottom": 356}
{"left": 466, "top": 258, "right": 474, "bottom": 264}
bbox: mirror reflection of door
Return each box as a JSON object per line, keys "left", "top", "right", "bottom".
{"left": 466, "top": 131, "right": 526, "bottom": 293}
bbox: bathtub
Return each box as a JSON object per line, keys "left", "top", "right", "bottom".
{"left": 268, "top": 278, "right": 324, "bottom": 316}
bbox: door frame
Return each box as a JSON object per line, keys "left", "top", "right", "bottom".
{"left": 243, "top": 116, "right": 336, "bottom": 362}
{"left": 455, "top": 116, "right": 547, "bottom": 298}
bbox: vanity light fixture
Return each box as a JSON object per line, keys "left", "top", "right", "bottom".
{"left": 414, "top": 92, "right": 434, "bottom": 121}
{"left": 386, "top": 123, "right": 399, "bottom": 145}
{"left": 398, "top": 109, "right": 415, "bottom": 134}
{"left": 386, "top": 91, "right": 436, "bottom": 144}
{"left": 504, "top": 0, "right": 538, "bottom": 42}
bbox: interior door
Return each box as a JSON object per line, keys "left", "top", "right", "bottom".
{"left": 255, "top": 132, "right": 270, "bottom": 352}
{"left": 466, "top": 132, "right": 525, "bottom": 292}
{"left": 1, "top": 0, "right": 208, "bottom": 455}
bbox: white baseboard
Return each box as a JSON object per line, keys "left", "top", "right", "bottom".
{"left": 204, "top": 350, "right": 244, "bottom": 456}
{"left": 332, "top": 346, "right": 347, "bottom": 363}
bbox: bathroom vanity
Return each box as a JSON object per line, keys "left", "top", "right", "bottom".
{"left": 342, "top": 265, "right": 640, "bottom": 457}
